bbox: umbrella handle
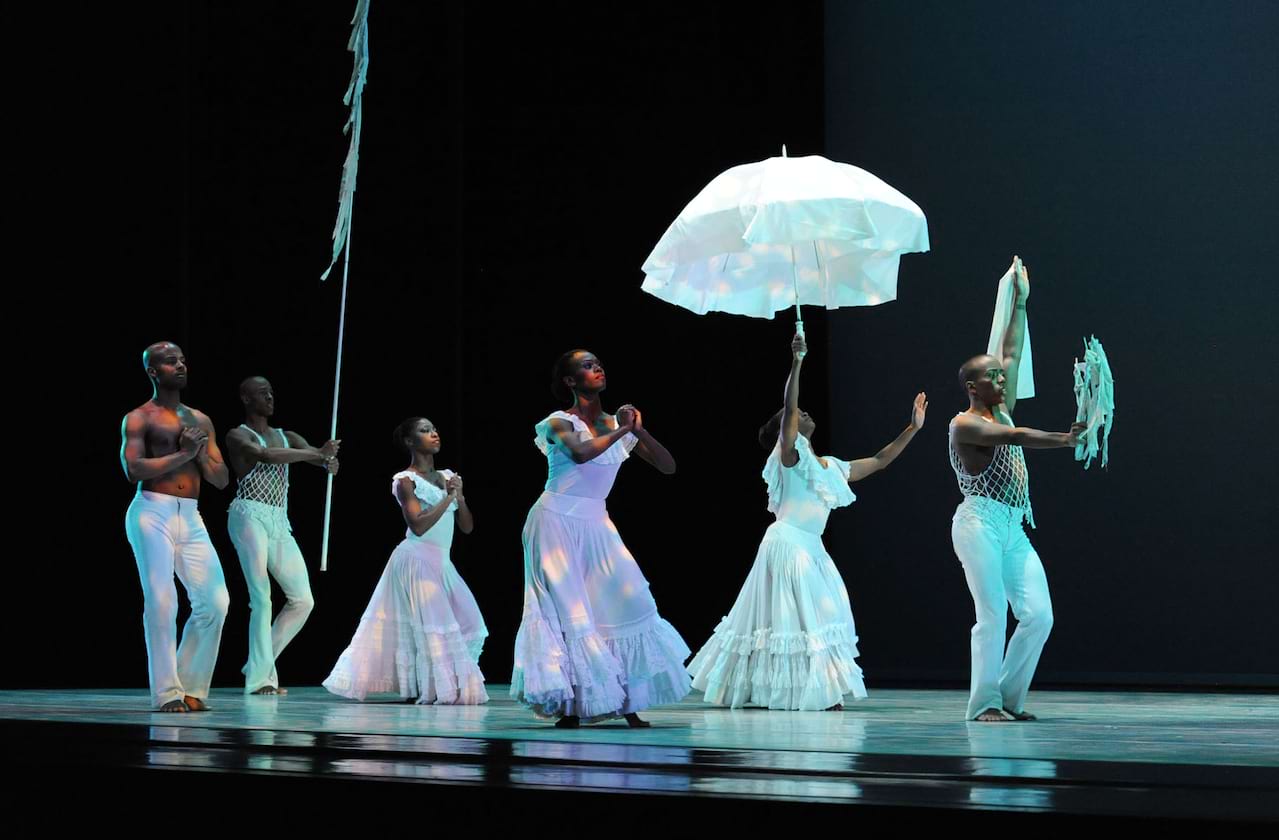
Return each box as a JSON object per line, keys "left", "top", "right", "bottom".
{"left": 790, "top": 245, "right": 806, "bottom": 358}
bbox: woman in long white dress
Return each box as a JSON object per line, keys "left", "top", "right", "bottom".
{"left": 511, "top": 349, "right": 691, "bottom": 728}
{"left": 688, "top": 333, "right": 926, "bottom": 710}
{"left": 324, "top": 417, "right": 488, "bottom": 705}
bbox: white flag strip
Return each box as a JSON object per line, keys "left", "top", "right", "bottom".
{"left": 1073, "top": 336, "right": 1115, "bottom": 469}
{"left": 321, "top": 0, "right": 370, "bottom": 282}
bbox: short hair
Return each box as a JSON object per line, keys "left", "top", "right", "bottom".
{"left": 958, "top": 355, "right": 996, "bottom": 392}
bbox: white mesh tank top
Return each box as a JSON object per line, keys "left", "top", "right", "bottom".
{"left": 949, "top": 412, "right": 1034, "bottom": 527}
{"left": 234, "top": 425, "right": 289, "bottom": 509}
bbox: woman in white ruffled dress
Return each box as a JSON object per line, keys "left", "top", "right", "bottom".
{"left": 688, "top": 333, "right": 926, "bottom": 710}
{"left": 511, "top": 349, "right": 690, "bottom": 728}
{"left": 324, "top": 417, "right": 488, "bottom": 705}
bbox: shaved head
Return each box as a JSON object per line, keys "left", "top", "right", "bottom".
{"left": 142, "top": 341, "right": 181, "bottom": 371}
{"left": 239, "top": 376, "right": 270, "bottom": 399}
{"left": 958, "top": 354, "right": 1000, "bottom": 391}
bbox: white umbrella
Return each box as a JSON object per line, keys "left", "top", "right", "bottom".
{"left": 641, "top": 150, "right": 929, "bottom": 336}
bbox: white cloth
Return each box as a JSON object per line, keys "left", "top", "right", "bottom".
{"left": 227, "top": 498, "right": 314, "bottom": 693}
{"left": 951, "top": 496, "right": 1053, "bottom": 720}
{"left": 323, "top": 470, "right": 488, "bottom": 704}
{"left": 688, "top": 435, "right": 866, "bottom": 710}
{"left": 124, "top": 489, "right": 230, "bottom": 708}
{"left": 986, "top": 265, "right": 1035, "bottom": 400}
{"left": 511, "top": 411, "right": 692, "bottom": 720}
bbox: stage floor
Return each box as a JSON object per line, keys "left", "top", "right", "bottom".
{"left": 4, "top": 687, "right": 1276, "bottom": 823}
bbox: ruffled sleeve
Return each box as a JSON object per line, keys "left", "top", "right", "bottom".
{"left": 761, "top": 435, "right": 856, "bottom": 514}
{"left": 827, "top": 456, "right": 852, "bottom": 483}
{"left": 391, "top": 470, "right": 457, "bottom": 511}
{"left": 533, "top": 410, "right": 635, "bottom": 465}
{"left": 532, "top": 414, "right": 561, "bottom": 456}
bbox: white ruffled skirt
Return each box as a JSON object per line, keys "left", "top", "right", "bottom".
{"left": 511, "top": 491, "right": 691, "bottom": 720}
{"left": 324, "top": 536, "right": 488, "bottom": 705}
{"left": 688, "top": 520, "right": 866, "bottom": 710}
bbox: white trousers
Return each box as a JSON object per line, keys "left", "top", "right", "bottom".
{"left": 125, "top": 490, "right": 230, "bottom": 708}
{"left": 227, "top": 499, "right": 314, "bottom": 692}
{"left": 951, "top": 496, "right": 1053, "bottom": 720}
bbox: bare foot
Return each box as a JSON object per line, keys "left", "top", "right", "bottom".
{"left": 624, "top": 713, "right": 651, "bottom": 728}
{"left": 554, "top": 715, "right": 580, "bottom": 729}
{"left": 251, "top": 685, "right": 287, "bottom": 696}
{"left": 825, "top": 703, "right": 844, "bottom": 712}
{"left": 1003, "top": 708, "right": 1037, "bottom": 721}
{"left": 183, "top": 695, "right": 210, "bottom": 712}
{"left": 158, "top": 699, "right": 189, "bottom": 713}
{"left": 974, "top": 708, "right": 1009, "bottom": 722}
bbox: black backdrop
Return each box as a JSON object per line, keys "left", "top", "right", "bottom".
{"left": 13, "top": 1, "right": 1275, "bottom": 692}
{"left": 822, "top": 0, "right": 1277, "bottom": 685}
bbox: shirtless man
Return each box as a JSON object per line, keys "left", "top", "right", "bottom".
{"left": 121, "top": 342, "right": 230, "bottom": 712}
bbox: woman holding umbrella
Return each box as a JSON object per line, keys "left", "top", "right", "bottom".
{"left": 688, "top": 332, "right": 926, "bottom": 710}
{"left": 511, "top": 350, "right": 691, "bottom": 728}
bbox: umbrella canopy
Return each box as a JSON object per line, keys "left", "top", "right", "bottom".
{"left": 641, "top": 153, "right": 929, "bottom": 319}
